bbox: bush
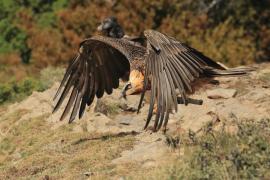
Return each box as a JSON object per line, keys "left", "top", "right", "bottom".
{"left": 161, "top": 118, "right": 270, "bottom": 179}
{"left": 0, "top": 77, "right": 44, "bottom": 105}
{"left": 0, "top": 84, "right": 13, "bottom": 104}
{"left": 13, "top": 78, "right": 43, "bottom": 96}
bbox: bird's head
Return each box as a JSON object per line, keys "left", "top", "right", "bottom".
{"left": 97, "top": 16, "right": 124, "bottom": 38}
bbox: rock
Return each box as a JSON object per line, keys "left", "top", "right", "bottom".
{"left": 86, "top": 113, "right": 122, "bottom": 134}
{"left": 119, "top": 118, "right": 132, "bottom": 125}
{"left": 112, "top": 140, "right": 166, "bottom": 164}
{"left": 114, "top": 114, "right": 145, "bottom": 131}
{"left": 243, "top": 88, "right": 270, "bottom": 102}
{"left": 141, "top": 160, "right": 157, "bottom": 168}
{"left": 12, "top": 152, "right": 22, "bottom": 160}
{"left": 112, "top": 132, "right": 167, "bottom": 166}
{"left": 216, "top": 98, "right": 268, "bottom": 121}
{"left": 43, "top": 175, "right": 50, "bottom": 180}
{"left": 118, "top": 94, "right": 142, "bottom": 112}
{"left": 118, "top": 177, "right": 126, "bottom": 180}
{"left": 72, "top": 125, "right": 84, "bottom": 133}
{"left": 207, "top": 88, "right": 237, "bottom": 99}
{"left": 83, "top": 171, "right": 94, "bottom": 177}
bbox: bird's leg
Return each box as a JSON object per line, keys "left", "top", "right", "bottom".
{"left": 125, "top": 82, "right": 144, "bottom": 95}
{"left": 120, "top": 82, "right": 132, "bottom": 99}
{"left": 120, "top": 82, "right": 144, "bottom": 99}
{"left": 177, "top": 97, "right": 203, "bottom": 105}
{"left": 120, "top": 70, "right": 145, "bottom": 99}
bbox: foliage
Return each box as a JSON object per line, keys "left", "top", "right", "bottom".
{"left": 0, "top": 78, "right": 42, "bottom": 105}
{"left": 18, "top": 0, "right": 69, "bottom": 28}
{"left": 0, "top": 1, "right": 31, "bottom": 63}
{"left": 162, "top": 118, "right": 270, "bottom": 179}
{"left": 0, "top": 67, "right": 64, "bottom": 105}
{"left": 194, "top": 0, "right": 270, "bottom": 62}
{"left": 0, "top": 0, "right": 269, "bottom": 83}
{"left": 0, "top": 85, "right": 13, "bottom": 104}
{"left": 0, "top": 0, "right": 68, "bottom": 64}
{"left": 0, "top": 67, "right": 64, "bottom": 106}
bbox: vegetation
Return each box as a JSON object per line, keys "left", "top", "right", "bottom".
{"left": 0, "top": 1, "right": 269, "bottom": 82}
{"left": 0, "top": 1, "right": 270, "bottom": 178}
{"left": 0, "top": 1, "right": 269, "bottom": 104}
{"left": 0, "top": 77, "right": 46, "bottom": 104}
{"left": 0, "top": 67, "right": 64, "bottom": 105}
{"left": 158, "top": 118, "right": 270, "bottom": 179}
{"left": 1, "top": 108, "right": 270, "bottom": 179}
{"left": 0, "top": 112, "right": 136, "bottom": 179}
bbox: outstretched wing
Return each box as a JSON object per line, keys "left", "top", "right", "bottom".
{"left": 53, "top": 36, "right": 145, "bottom": 122}
{"left": 139, "top": 30, "right": 227, "bottom": 132}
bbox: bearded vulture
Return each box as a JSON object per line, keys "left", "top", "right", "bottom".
{"left": 53, "top": 17, "right": 251, "bottom": 132}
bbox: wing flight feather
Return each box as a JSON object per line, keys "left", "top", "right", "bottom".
{"left": 53, "top": 36, "right": 145, "bottom": 122}
{"left": 142, "top": 30, "right": 232, "bottom": 131}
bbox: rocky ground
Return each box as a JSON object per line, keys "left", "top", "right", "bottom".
{"left": 0, "top": 63, "right": 269, "bottom": 179}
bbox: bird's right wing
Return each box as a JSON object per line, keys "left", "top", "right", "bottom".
{"left": 139, "top": 30, "right": 247, "bottom": 132}
{"left": 53, "top": 36, "right": 145, "bottom": 123}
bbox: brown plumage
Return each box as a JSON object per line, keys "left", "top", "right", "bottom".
{"left": 53, "top": 29, "right": 252, "bottom": 132}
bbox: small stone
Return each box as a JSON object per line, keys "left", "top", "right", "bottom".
{"left": 207, "top": 88, "right": 237, "bottom": 99}
{"left": 12, "top": 152, "right": 22, "bottom": 160}
{"left": 119, "top": 177, "right": 126, "bottom": 180}
{"left": 117, "top": 115, "right": 136, "bottom": 126}
{"left": 119, "top": 118, "right": 132, "bottom": 125}
{"left": 72, "top": 125, "right": 84, "bottom": 133}
{"left": 84, "top": 171, "right": 94, "bottom": 177}
{"left": 142, "top": 160, "right": 157, "bottom": 168}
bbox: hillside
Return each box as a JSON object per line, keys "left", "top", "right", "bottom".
{"left": 0, "top": 63, "right": 269, "bottom": 179}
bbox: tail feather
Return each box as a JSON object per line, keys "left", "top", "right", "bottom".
{"left": 203, "top": 66, "right": 255, "bottom": 77}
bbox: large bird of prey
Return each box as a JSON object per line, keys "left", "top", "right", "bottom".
{"left": 53, "top": 17, "right": 251, "bottom": 132}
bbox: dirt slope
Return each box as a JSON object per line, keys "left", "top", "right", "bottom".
{"left": 0, "top": 63, "right": 269, "bottom": 179}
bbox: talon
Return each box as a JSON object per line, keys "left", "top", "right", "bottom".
{"left": 120, "top": 82, "right": 132, "bottom": 100}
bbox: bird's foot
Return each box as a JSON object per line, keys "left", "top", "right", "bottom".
{"left": 119, "top": 82, "right": 132, "bottom": 100}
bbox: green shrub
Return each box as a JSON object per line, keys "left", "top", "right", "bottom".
{"left": 0, "top": 84, "right": 13, "bottom": 104}
{"left": 0, "top": 67, "right": 65, "bottom": 105}
{"left": 0, "top": 78, "right": 42, "bottom": 105}
{"left": 0, "top": 66, "right": 65, "bottom": 105}
{"left": 12, "top": 77, "right": 43, "bottom": 97}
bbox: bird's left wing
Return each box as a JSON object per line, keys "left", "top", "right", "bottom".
{"left": 53, "top": 35, "right": 145, "bottom": 123}
{"left": 140, "top": 30, "right": 223, "bottom": 132}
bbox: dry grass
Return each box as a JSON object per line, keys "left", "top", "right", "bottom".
{"left": 1, "top": 107, "right": 269, "bottom": 179}
{"left": 0, "top": 63, "right": 269, "bottom": 179}
{"left": 1, "top": 113, "right": 269, "bottom": 178}
{"left": 0, "top": 111, "right": 137, "bottom": 179}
